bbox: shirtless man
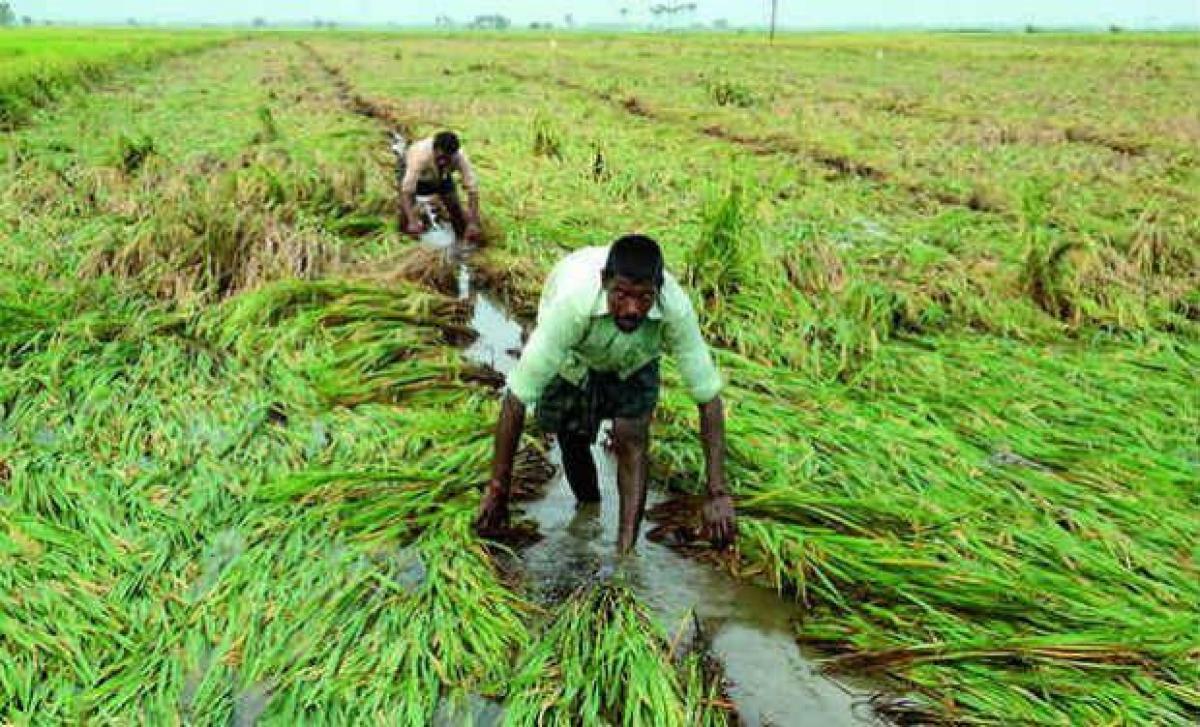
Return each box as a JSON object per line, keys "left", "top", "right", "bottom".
{"left": 398, "top": 130, "right": 482, "bottom": 242}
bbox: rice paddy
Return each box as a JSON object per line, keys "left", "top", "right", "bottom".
{"left": 0, "top": 29, "right": 234, "bottom": 128}
{"left": 1, "top": 28, "right": 1197, "bottom": 725}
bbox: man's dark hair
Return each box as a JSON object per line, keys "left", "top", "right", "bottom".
{"left": 603, "top": 234, "right": 664, "bottom": 288}
{"left": 433, "top": 131, "right": 460, "bottom": 155}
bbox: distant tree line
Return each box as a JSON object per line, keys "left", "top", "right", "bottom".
{"left": 650, "top": 2, "right": 698, "bottom": 25}
{"left": 0, "top": 4, "right": 86, "bottom": 27}
{"left": 468, "top": 14, "right": 510, "bottom": 30}
{"left": 431, "top": 13, "right": 518, "bottom": 29}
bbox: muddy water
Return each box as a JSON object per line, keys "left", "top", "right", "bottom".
{"left": 459, "top": 269, "right": 522, "bottom": 376}
{"left": 429, "top": 230, "right": 884, "bottom": 726}
{"left": 522, "top": 457, "right": 883, "bottom": 726}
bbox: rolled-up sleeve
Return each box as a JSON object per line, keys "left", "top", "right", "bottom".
{"left": 456, "top": 151, "right": 479, "bottom": 195}
{"left": 505, "top": 301, "right": 587, "bottom": 405}
{"left": 662, "top": 279, "right": 722, "bottom": 403}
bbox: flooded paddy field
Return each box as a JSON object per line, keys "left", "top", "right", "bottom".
{"left": 1, "top": 29, "right": 1197, "bottom": 725}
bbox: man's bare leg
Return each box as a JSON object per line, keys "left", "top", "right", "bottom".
{"left": 613, "top": 415, "right": 651, "bottom": 554}
{"left": 559, "top": 431, "right": 601, "bottom": 503}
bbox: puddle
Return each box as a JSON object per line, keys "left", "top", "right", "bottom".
{"left": 425, "top": 232, "right": 886, "bottom": 726}
{"left": 416, "top": 207, "right": 522, "bottom": 377}
{"left": 462, "top": 285, "right": 522, "bottom": 377}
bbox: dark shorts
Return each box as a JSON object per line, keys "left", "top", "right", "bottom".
{"left": 536, "top": 360, "right": 660, "bottom": 441}
{"left": 415, "top": 177, "right": 455, "bottom": 196}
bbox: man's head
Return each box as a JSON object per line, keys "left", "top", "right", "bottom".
{"left": 602, "top": 234, "right": 664, "bottom": 333}
{"left": 433, "top": 131, "right": 460, "bottom": 170}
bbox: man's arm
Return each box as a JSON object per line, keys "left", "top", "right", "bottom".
{"left": 399, "top": 193, "right": 421, "bottom": 231}
{"left": 699, "top": 395, "right": 736, "bottom": 547}
{"left": 700, "top": 395, "right": 727, "bottom": 496}
{"left": 456, "top": 151, "right": 483, "bottom": 235}
{"left": 467, "top": 191, "right": 481, "bottom": 226}
{"left": 474, "top": 294, "right": 588, "bottom": 534}
{"left": 660, "top": 276, "right": 722, "bottom": 404}
{"left": 661, "top": 275, "right": 735, "bottom": 547}
{"left": 489, "top": 392, "right": 525, "bottom": 493}
{"left": 475, "top": 392, "right": 525, "bottom": 533}
{"left": 399, "top": 146, "right": 424, "bottom": 233}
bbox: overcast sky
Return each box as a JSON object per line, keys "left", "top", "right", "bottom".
{"left": 13, "top": 1, "right": 1200, "bottom": 28}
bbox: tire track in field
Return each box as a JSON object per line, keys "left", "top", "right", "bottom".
{"left": 296, "top": 40, "right": 448, "bottom": 134}
{"left": 489, "top": 62, "right": 1006, "bottom": 215}
{"left": 556, "top": 49, "right": 1153, "bottom": 159}
{"left": 867, "top": 96, "right": 1150, "bottom": 157}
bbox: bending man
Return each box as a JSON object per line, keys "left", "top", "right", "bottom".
{"left": 474, "top": 235, "right": 736, "bottom": 553}
{"left": 399, "top": 130, "right": 482, "bottom": 242}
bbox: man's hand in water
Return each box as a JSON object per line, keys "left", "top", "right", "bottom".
{"left": 464, "top": 220, "right": 483, "bottom": 243}
{"left": 702, "top": 492, "right": 736, "bottom": 549}
{"left": 404, "top": 218, "right": 426, "bottom": 238}
{"left": 698, "top": 396, "right": 735, "bottom": 549}
{"left": 474, "top": 479, "right": 509, "bottom": 534}
{"left": 478, "top": 394, "right": 526, "bottom": 536}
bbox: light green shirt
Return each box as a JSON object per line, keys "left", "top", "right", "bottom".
{"left": 506, "top": 246, "right": 723, "bottom": 405}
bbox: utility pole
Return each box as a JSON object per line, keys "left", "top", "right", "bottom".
{"left": 769, "top": 0, "right": 779, "bottom": 43}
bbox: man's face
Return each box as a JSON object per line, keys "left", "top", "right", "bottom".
{"left": 604, "top": 275, "right": 658, "bottom": 333}
{"left": 435, "top": 150, "right": 453, "bottom": 170}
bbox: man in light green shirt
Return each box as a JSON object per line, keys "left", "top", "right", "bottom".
{"left": 475, "top": 234, "right": 736, "bottom": 554}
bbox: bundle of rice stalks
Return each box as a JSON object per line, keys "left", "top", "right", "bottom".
{"left": 255, "top": 461, "right": 487, "bottom": 543}
{"left": 649, "top": 330, "right": 1200, "bottom": 723}
{"left": 113, "top": 131, "right": 156, "bottom": 175}
{"left": 503, "top": 581, "right": 730, "bottom": 726}
{"left": 201, "top": 278, "right": 472, "bottom": 406}
{"left": 348, "top": 245, "right": 461, "bottom": 298}
{"left": 77, "top": 149, "right": 395, "bottom": 305}
{"left": 252, "top": 104, "right": 282, "bottom": 144}
{"left": 532, "top": 113, "right": 564, "bottom": 161}
{"left": 686, "top": 181, "right": 763, "bottom": 315}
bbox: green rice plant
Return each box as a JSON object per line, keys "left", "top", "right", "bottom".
{"left": 532, "top": 112, "right": 564, "bottom": 160}
{"left": 3, "top": 28, "right": 1198, "bottom": 727}
{"left": 649, "top": 331, "right": 1199, "bottom": 723}
{"left": 504, "top": 581, "right": 728, "bottom": 725}
{"left": 705, "top": 79, "right": 755, "bottom": 108}
{"left": 199, "top": 276, "right": 473, "bottom": 407}
{"left": 1017, "top": 180, "right": 1081, "bottom": 322}
{"left": 113, "top": 131, "right": 156, "bottom": 175}
{"left": 0, "top": 30, "right": 233, "bottom": 128}
{"left": 1127, "top": 202, "right": 1198, "bottom": 279}
{"left": 75, "top": 148, "right": 397, "bottom": 305}
{"left": 253, "top": 104, "right": 282, "bottom": 144}
{"left": 686, "top": 180, "right": 764, "bottom": 313}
